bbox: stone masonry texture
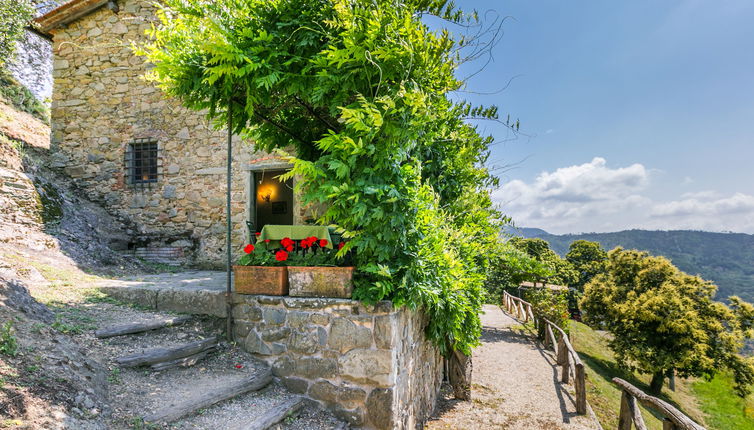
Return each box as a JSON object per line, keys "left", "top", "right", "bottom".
{"left": 232, "top": 295, "right": 444, "bottom": 429}
{"left": 46, "top": 0, "right": 315, "bottom": 265}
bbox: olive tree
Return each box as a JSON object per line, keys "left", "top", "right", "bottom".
{"left": 581, "top": 247, "right": 754, "bottom": 395}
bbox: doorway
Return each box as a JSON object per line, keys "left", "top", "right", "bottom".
{"left": 251, "top": 169, "right": 293, "bottom": 233}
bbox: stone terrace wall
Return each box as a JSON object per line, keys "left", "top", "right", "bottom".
{"left": 232, "top": 295, "right": 443, "bottom": 429}
{"left": 47, "top": 0, "right": 268, "bottom": 265}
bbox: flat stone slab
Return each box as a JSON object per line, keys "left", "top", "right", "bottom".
{"left": 98, "top": 271, "right": 228, "bottom": 317}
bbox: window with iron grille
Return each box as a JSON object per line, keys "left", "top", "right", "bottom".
{"left": 124, "top": 139, "right": 161, "bottom": 187}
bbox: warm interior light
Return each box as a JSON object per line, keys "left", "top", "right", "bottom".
{"left": 258, "top": 184, "right": 276, "bottom": 203}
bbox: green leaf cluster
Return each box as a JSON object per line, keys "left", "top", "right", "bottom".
{"left": 0, "top": 0, "right": 33, "bottom": 68}
{"left": 508, "top": 237, "right": 579, "bottom": 287}
{"left": 139, "top": 0, "right": 507, "bottom": 355}
{"left": 483, "top": 243, "right": 552, "bottom": 303}
{"left": 565, "top": 239, "right": 607, "bottom": 291}
{"left": 581, "top": 247, "right": 754, "bottom": 396}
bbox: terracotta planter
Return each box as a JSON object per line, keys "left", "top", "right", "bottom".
{"left": 233, "top": 265, "right": 288, "bottom": 295}
{"left": 287, "top": 266, "right": 354, "bottom": 298}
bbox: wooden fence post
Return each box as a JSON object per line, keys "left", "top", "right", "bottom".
{"left": 556, "top": 337, "right": 567, "bottom": 365}
{"left": 618, "top": 391, "right": 633, "bottom": 430}
{"left": 575, "top": 363, "right": 586, "bottom": 414}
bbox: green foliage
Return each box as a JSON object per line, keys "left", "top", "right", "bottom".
{"left": 0, "top": 0, "right": 33, "bottom": 68}
{"left": 566, "top": 239, "right": 607, "bottom": 291}
{"left": 0, "top": 321, "right": 18, "bottom": 356}
{"left": 509, "top": 237, "right": 578, "bottom": 287}
{"left": 580, "top": 247, "right": 754, "bottom": 396}
{"left": 483, "top": 244, "right": 552, "bottom": 304}
{"left": 522, "top": 288, "right": 570, "bottom": 332}
{"left": 0, "top": 68, "right": 49, "bottom": 122}
{"left": 141, "top": 0, "right": 508, "bottom": 355}
{"left": 519, "top": 228, "right": 754, "bottom": 303}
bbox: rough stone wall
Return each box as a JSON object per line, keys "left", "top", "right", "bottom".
{"left": 232, "top": 295, "right": 443, "bottom": 429}
{"left": 47, "top": 0, "right": 270, "bottom": 265}
{"left": 7, "top": 30, "right": 53, "bottom": 103}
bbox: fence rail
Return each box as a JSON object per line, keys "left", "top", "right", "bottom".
{"left": 613, "top": 378, "right": 706, "bottom": 430}
{"left": 501, "top": 291, "right": 587, "bottom": 414}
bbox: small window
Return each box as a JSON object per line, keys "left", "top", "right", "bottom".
{"left": 125, "top": 139, "right": 160, "bottom": 186}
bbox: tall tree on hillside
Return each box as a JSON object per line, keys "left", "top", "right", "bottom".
{"left": 566, "top": 240, "right": 607, "bottom": 291}
{"left": 510, "top": 237, "right": 578, "bottom": 287}
{"left": 581, "top": 248, "right": 754, "bottom": 395}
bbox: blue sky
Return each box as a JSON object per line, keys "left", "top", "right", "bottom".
{"left": 449, "top": 1, "right": 754, "bottom": 234}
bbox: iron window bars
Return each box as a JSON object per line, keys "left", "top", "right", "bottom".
{"left": 124, "top": 138, "right": 162, "bottom": 189}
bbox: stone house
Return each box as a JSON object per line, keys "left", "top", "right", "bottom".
{"left": 35, "top": 0, "right": 309, "bottom": 266}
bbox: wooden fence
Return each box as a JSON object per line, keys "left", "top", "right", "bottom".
{"left": 613, "top": 378, "right": 706, "bottom": 430}
{"left": 501, "top": 291, "right": 587, "bottom": 414}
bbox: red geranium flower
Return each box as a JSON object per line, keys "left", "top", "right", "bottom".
{"left": 234, "top": 364, "right": 243, "bottom": 369}
{"left": 300, "top": 239, "right": 310, "bottom": 249}
{"left": 319, "top": 239, "right": 328, "bottom": 247}
{"left": 275, "top": 250, "right": 289, "bottom": 261}
{"left": 337, "top": 242, "right": 345, "bottom": 250}
{"left": 285, "top": 245, "right": 293, "bottom": 252}
{"left": 280, "top": 237, "right": 294, "bottom": 248}
{"left": 264, "top": 239, "right": 270, "bottom": 243}
{"left": 255, "top": 232, "right": 261, "bottom": 236}
{"left": 243, "top": 244, "right": 254, "bottom": 254}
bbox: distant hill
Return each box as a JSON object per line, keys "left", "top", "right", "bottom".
{"left": 509, "top": 227, "right": 754, "bottom": 302}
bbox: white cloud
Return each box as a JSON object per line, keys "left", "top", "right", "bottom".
{"left": 652, "top": 193, "right": 754, "bottom": 217}
{"left": 493, "top": 158, "right": 754, "bottom": 234}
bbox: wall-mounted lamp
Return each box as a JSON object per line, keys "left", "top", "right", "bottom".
{"left": 258, "top": 184, "right": 275, "bottom": 203}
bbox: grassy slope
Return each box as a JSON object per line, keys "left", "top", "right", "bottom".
{"left": 570, "top": 321, "right": 754, "bottom": 430}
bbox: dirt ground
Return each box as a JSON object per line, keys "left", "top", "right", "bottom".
{"left": 426, "top": 305, "right": 601, "bottom": 430}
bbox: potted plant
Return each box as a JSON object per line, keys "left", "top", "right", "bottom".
{"left": 233, "top": 240, "right": 290, "bottom": 295}
{"left": 286, "top": 236, "right": 354, "bottom": 298}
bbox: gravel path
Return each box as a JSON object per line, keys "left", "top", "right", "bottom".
{"left": 427, "top": 305, "right": 600, "bottom": 430}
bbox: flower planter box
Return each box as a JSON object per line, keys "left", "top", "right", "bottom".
{"left": 233, "top": 266, "right": 288, "bottom": 295}
{"left": 287, "top": 266, "right": 354, "bottom": 298}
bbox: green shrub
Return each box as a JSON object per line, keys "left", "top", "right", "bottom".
{"left": 0, "top": 321, "right": 18, "bottom": 356}
{"left": 0, "top": 68, "right": 49, "bottom": 122}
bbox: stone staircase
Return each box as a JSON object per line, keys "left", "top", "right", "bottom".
{"left": 91, "top": 311, "right": 347, "bottom": 429}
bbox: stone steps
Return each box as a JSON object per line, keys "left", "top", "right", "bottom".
{"left": 91, "top": 307, "right": 346, "bottom": 430}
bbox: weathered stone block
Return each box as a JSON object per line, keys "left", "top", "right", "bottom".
{"left": 288, "top": 329, "right": 319, "bottom": 354}
{"left": 367, "top": 388, "right": 395, "bottom": 430}
{"left": 272, "top": 356, "right": 293, "bottom": 378}
{"left": 156, "top": 288, "right": 226, "bottom": 317}
{"left": 308, "top": 381, "right": 338, "bottom": 404}
{"left": 328, "top": 318, "right": 372, "bottom": 353}
{"left": 260, "top": 326, "right": 290, "bottom": 342}
{"left": 374, "top": 316, "right": 393, "bottom": 349}
{"left": 339, "top": 349, "right": 392, "bottom": 387}
{"left": 310, "top": 313, "right": 330, "bottom": 326}
{"left": 338, "top": 386, "right": 367, "bottom": 410}
{"left": 262, "top": 307, "right": 286, "bottom": 325}
{"left": 286, "top": 311, "right": 308, "bottom": 329}
{"left": 281, "top": 377, "right": 309, "bottom": 394}
{"left": 296, "top": 357, "right": 337, "bottom": 379}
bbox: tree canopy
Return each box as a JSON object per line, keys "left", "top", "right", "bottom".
{"left": 140, "top": 0, "right": 515, "bottom": 355}
{"left": 580, "top": 247, "right": 754, "bottom": 395}
{"left": 565, "top": 239, "right": 607, "bottom": 291}
{"left": 508, "top": 237, "right": 578, "bottom": 287}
